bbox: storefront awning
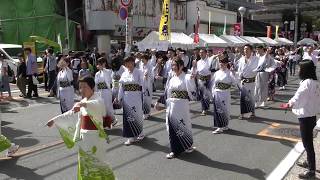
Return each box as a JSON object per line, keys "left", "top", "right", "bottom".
{"left": 136, "top": 31, "right": 195, "bottom": 51}
{"left": 274, "top": 38, "right": 294, "bottom": 46}
{"left": 190, "top": 33, "right": 229, "bottom": 48}
{"left": 257, "top": 37, "right": 279, "bottom": 46}
{"left": 219, "top": 35, "right": 248, "bottom": 47}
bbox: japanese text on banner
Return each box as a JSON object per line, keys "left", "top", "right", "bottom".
{"left": 159, "top": 0, "right": 171, "bottom": 40}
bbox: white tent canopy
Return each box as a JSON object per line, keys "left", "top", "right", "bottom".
{"left": 136, "top": 31, "right": 194, "bottom": 51}
{"left": 189, "top": 33, "right": 229, "bottom": 47}
{"left": 240, "top": 36, "right": 264, "bottom": 45}
{"left": 297, "top": 38, "right": 318, "bottom": 45}
{"left": 219, "top": 35, "right": 248, "bottom": 47}
{"left": 274, "top": 38, "right": 294, "bottom": 46}
{"left": 256, "top": 37, "right": 279, "bottom": 46}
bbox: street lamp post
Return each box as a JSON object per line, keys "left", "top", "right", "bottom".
{"left": 64, "top": 0, "right": 70, "bottom": 51}
{"left": 238, "top": 6, "right": 246, "bottom": 36}
{"left": 284, "top": 21, "right": 289, "bottom": 38}
{"left": 301, "top": 23, "right": 307, "bottom": 39}
{"left": 294, "top": 0, "right": 300, "bottom": 47}
{"left": 312, "top": 24, "right": 316, "bottom": 39}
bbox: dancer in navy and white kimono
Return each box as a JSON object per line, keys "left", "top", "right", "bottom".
{"left": 111, "top": 56, "right": 126, "bottom": 109}
{"left": 165, "top": 58, "right": 197, "bottom": 159}
{"left": 95, "top": 58, "right": 117, "bottom": 129}
{"left": 140, "top": 54, "right": 154, "bottom": 119}
{"left": 237, "top": 44, "right": 259, "bottom": 119}
{"left": 211, "top": 57, "right": 238, "bottom": 134}
{"left": 254, "top": 46, "right": 277, "bottom": 108}
{"left": 57, "top": 58, "right": 74, "bottom": 114}
{"left": 116, "top": 56, "right": 144, "bottom": 145}
{"left": 191, "top": 49, "right": 213, "bottom": 116}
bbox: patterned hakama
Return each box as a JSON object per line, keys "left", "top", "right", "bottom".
{"left": 122, "top": 92, "right": 144, "bottom": 137}
{"left": 119, "top": 68, "right": 144, "bottom": 138}
{"left": 95, "top": 69, "right": 115, "bottom": 126}
{"left": 197, "top": 78, "right": 211, "bottom": 111}
{"left": 166, "top": 73, "right": 197, "bottom": 155}
{"left": 240, "top": 83, "right": 255, "bottom": 114}
{"left": 213, "top": 91, "right": 231, "bottom": 128}
{"left": 141, "top": 63, "right": 153, "bottom": 115}
{"left": 255, "top": 72, "right": 269, "bottom": 102}
{"left": 57, "top": 68, "right": 74, "bottom": 114}
{"left": 211, "top": 70, "right": 236, "bottom": 128}
{"left": 142, "top": 88, "right": 152, "bottom": 115}
{"left": 167, "top": 101, "right": 193, "bottom": 155}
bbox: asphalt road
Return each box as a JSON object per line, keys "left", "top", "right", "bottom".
{"left": 0, "top": 75, "right": 302, "bottom": 180}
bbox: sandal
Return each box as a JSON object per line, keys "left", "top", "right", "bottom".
{"left": 200, "top": 111, "right": 207, "bottom": 116}
{"left": 185, "top": 147, "right": 196, "bottom": 153}
{"left": 124, "top": 138, "right": 135, "bottom": 146}
{"left": 212, "top": 128, "right": 223, "bottom": 134}
{"left": 249, "top": 114, "right": 256, "bottom": 119}
{"left": 166, "top": 152, "right": 175, "bottom": 159}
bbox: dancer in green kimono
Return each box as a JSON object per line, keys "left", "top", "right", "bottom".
{"left": 46, "top": 76, "right": 115, "bottom": 180}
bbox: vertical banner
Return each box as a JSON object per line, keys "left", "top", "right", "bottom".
{"left": 267, "top": 26, "right": 272, "bottom": 38}
{"left": 159, "top": 0, "right": 171, "bottom": 40}
{"left": 208, "top": 11, "right": 211, "bottom": 34}
{"left": 275, "top": 25, "right": 279, "bottom": 39}
{"left": 194, "top": 7, "right": 200, "bottom": 43}
{"left": 233, "top": 23, "right": 241, "bottom": 36}
{"left": 125, "top": 16, "right": 133, "bottom": 53}
{"left": 290, "top": 21, "right": 295, "bottom": 31}
{"left": 57, "top": 33, "right": 63, "bottom": 53}
{"left": 223, "top": 16, "right": 227, "bottom": 35}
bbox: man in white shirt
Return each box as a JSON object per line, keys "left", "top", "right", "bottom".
{"left": 254, "top": 46, "right": 276, "bottom": 107}
{"left": 237, "top": 44, "right": 259, "bottom": 119}
{"left": 192, "top": 49, "right": 212, "bottom": 115}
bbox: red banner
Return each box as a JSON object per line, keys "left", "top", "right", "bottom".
{"left": 233, "top": 23, "right": 241, "bottom": 36}
{"left": 267, "top": 26, "right": 272, "bottom": 38}
{"left": 194, "top": 7, "right": 200, "bottom": 43}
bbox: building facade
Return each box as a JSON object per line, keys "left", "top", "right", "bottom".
{"left": 186, "top": 0, "right": 237, "bottom": 36}
{"left": 85, "top": 0, "right": 239, "bottom": 54}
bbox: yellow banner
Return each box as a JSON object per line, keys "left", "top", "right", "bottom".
{"left": 275, "top": 25, "right": 279, "bottom": 39}
{"left": 159, "top": 0, "right": 171, "bottom": 40}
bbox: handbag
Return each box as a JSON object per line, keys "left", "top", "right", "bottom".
{"left": 32, "top": 75, "right": 39, "bottom": 85}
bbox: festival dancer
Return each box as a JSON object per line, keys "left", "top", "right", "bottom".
{"left": 254, "top": 46, "right": 277, "bottom": 107}
{"left": 165, "top": 58, "right": 197, "bottom": 159}
{"left": 237, "top": 44, "right": 259, "bottom": 119}
{"left": 140, "top": 54, "right": 154, "bottom": 119}
{"left": 46, "top": 76, "right": 115, "bottom": 179}
{"left": 211, "top": 57, "right": 238, "bottom": 134}
{"left": 116, "top": 56, "right": 145, "bottom": 145}
{"left": 57, "top": 57, "right": 74, "bottom": 113}
{"left": 191, "top": 49, "right": 213, "bottom": 116}
{"left": 95, "top": 57, "right": 117, "bottom": 129}
{"left": 111, "top": 56, "right": 126, "bottom": 109}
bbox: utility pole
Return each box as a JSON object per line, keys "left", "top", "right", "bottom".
{"left": 294, "top": 0, "right": 299, "bottom": 47}
{"left": 64, "top": 0, "right": 70, "bottom": 51}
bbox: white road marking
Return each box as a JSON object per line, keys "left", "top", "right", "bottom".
{"left": 266, "top": 142, "right": 304, "bottom": 180}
